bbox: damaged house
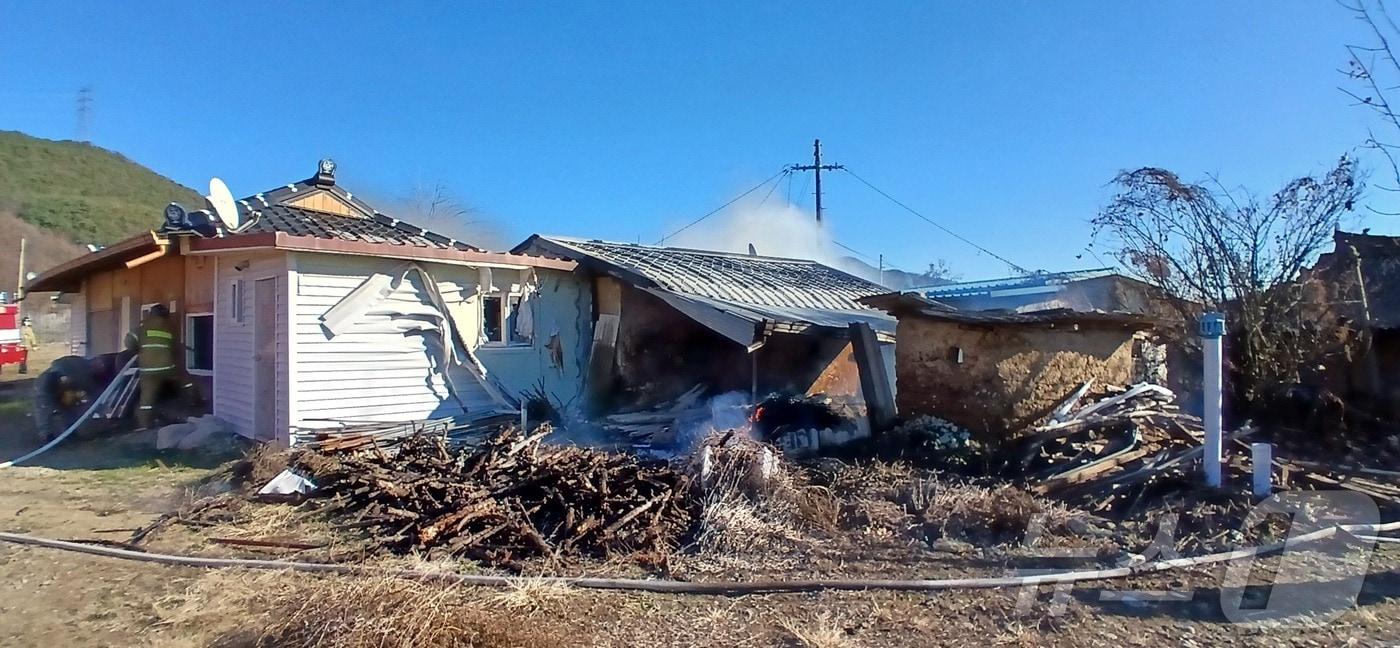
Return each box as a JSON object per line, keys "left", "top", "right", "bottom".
{"left": 914, "top": 268, "right": 1174, "bottom": 316}
{"left": 27, "top": 161, "right": 576, "bottom": 443}
{"left": 860, "top": 291, "right": 1155, "bottom": 440}
{"left": 1301, "top": 230, "right": 1400, "bottom": 416}
{"left": 511, "top": 236, "right": 897, "bottom": 411}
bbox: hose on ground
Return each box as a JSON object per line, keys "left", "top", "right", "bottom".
{"left": 0, "top": 356, "right": 139, "bottom": 469}
{"left": 0, "top": 520, "right": 1396, "bottom": 595}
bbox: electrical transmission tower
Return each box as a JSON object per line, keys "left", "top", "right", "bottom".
{"left": 75, "top": 86, "right": 92, "bottom": 142}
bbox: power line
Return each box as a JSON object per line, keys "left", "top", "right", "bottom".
{"left": 794, "top": 171, "right": 812, "bottom": 210}
{"left": 656, "top": 168, "right": 789, "bottom": 245}
{"left": 756, "top": 168, "right": 790, "bottom": 210}
{"left": 841, "top": 167, "right": 1029, "bottom": 275}
{"left": 832, "top": 239, "right": 877, "bottom": 263}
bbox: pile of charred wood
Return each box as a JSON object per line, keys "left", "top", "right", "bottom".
{"left": 295, "top": 425, "right": 695, "bottom": 567}
{"left": 1011, "top": 382, "right": 1400, "bottom": 514}
{"left": 599, "top": 385, "right": 708, "bottom": 449}
{"left": 1010, "top": 383, "right": 1229, "bottom": 513}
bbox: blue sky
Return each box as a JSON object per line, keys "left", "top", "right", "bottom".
{"left": 1, "top": 1, "right": 1393, "bottom": 278}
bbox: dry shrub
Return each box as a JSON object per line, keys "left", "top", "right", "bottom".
{"left": 164, "top": 569, "right": 576, "bottom": 648}
{"left": 687, "top": 434, "right": 835, "bottom": 570}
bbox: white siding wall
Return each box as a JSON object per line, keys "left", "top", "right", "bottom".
{"left": 290, "top": 253, "right": 499, "bottom": 428}
{"left": 213, "top": 251, "right": 289, "bottom": 440}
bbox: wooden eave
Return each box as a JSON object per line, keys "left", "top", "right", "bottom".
{"left": 186, "top": 231, "right": 578, "bottom": 271}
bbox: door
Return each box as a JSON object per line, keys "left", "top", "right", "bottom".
{"left": 252, "top": 278, "right": 278, "bottom": 441}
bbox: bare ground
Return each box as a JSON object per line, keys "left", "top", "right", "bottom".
{"left": 0, "top": 444, "right": 1395, "bottom": 646}
{"left": 0, "top": 371, "right": 1398, "bottom": 647}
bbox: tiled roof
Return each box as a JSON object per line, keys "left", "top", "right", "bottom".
{"left": 532, "top": 237, "right": 887, "bottom": 311}
{"left": 239, "top": 204, "right": 481, "bottom": 251}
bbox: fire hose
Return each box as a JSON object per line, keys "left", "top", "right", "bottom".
{"left": 0, "top": 356, "right": 139, "bottom": 469}
{"left": 0, "top": 520, "right": 1396, "bottom": 595}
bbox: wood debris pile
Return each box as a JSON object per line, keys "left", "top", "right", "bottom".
{"left": 599, "top": 385, "right": 710, "bottom": 448}
{"left": 295, "top": 425, "right": 695, "bottom": 566}
{"left": 1011, "top": 383, "right": 1227, "bottom": 513}
{"left": 1009, "top": 381, "right": 1400, "bottom": 524}
{"left": 290, "top": 413, "right": 516, "bottom": 453}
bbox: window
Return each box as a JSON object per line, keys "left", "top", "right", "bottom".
{"left": 482, "top": 295, "right": 504, "bottom": 343}
{"left": 185, "top": 313, "right": 214, "bottom": 374}
{"left": 230, "top": 280, "right": 245, "bottom": 323}
{"left": 481, "top": 292, "right": 531, "bottom": 345}
{"left": 506, "top": 294, "right": 528, "bottom": 344}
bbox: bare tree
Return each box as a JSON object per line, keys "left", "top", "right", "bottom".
{"left": 1343, "top": 0, "right": 1400, "bottom": 204}
{"left": 403, "top": 182, "right": 476, "bottom": 224}
{"left": 920, "top": 258, "right": 961, "bottom": 285}
{"left": 393, "top": 182, "right": 508, "bottom": 249}
{"left": 1091, "top": 158, "right": 1362, "bottom": 405}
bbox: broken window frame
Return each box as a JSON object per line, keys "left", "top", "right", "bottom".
{"left": 480, "top": 287, "right": 531, "bottom": 347}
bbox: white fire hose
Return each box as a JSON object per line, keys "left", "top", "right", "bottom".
{"left": 0, "top": 355, "right": 138, "bottom": 469}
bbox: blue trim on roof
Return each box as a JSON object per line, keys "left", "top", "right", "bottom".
{"left": 916, "top": 268, "right": 1117, "bottom": 299}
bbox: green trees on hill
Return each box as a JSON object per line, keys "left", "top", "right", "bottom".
{"left": 0, "top": 130, "right": 200, "bottom": 245}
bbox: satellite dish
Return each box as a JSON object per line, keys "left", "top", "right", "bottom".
{"left": 207, "top": 177, "right": 241, "bottom": 231}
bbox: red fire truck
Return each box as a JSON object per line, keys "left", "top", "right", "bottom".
{"left": 0, "top": 302, "right": 28, "bottom": 371}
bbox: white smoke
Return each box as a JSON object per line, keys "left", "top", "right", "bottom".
{"left": 666, "top": 199, "right": 840, "bottom": 264}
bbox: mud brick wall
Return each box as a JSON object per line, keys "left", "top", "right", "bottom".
{"left": 895, "top": 317, "right": 1137, "bottom": 441}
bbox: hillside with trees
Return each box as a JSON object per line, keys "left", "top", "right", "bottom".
{"left": 0, "top": 130, "right": 199, "bottom": 246}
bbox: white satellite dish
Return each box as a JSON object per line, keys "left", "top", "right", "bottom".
{"left": 207, "top": 177, "right": 241, "bottom": 231}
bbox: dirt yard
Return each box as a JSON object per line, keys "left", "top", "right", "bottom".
{"left": 0, "top": 426, "right": 1398, "bottom": 647}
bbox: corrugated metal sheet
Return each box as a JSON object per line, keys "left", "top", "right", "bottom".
{"left": 521, "top": 236, "right": 894, "bottom": 340}
{"left": 916, "top": 268, "right": 1117, "bottom": 299}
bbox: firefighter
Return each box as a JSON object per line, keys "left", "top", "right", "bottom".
{"left": 18, "top": 316, "right": 37, "bottom": 374}
{"left": 133, "top": 305, "right": 197, "bottom": 430}
{"left": 32, "top": 355, "right": 100, "bottom": 441}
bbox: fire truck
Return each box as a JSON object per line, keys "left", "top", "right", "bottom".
{"left": 0, "top": 299, "right": 28, "bottom": 372}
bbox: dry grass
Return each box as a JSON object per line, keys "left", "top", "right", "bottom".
{"left": 489, "top": 577, "right": 576, "bottom": 612}
{"left": 162, "top": 569, "right": 577, "bottom": 648}
{"left": 690, "top": 436, "right": 815, "bottom": 558}
{"left": 776, "top": 611, "right": 856, "bottom": 648}
{"left": 826, "top": 462, "right": 1090, "bottom": 546}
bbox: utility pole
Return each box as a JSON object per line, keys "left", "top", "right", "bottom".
{"left": 788, "top": 139, "right": 843, "bottom": 224}
{"left": 15, "top": 238, "right": 26, "bottom": 303}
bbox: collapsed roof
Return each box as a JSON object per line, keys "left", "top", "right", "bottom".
{"left": 860, "top": 290, "right": 1155, "bottom": 329}
{"left": 514, "top": 236, "right": 896, "bottom": 345}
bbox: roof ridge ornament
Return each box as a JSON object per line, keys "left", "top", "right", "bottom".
{"left": 314, "top": 158, "right": 337, "bottom": 186}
